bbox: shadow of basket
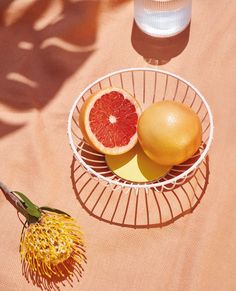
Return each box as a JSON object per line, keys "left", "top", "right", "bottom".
{"left": 70, "top": 154, "right": 209, "bottom": 229}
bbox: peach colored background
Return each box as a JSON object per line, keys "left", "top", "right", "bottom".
{"left": 0, "top": 0, "right": 236, "bottom": 290}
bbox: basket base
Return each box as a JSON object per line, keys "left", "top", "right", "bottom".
{"left": 71, "top": 155, "right": 209, "bottom": 229}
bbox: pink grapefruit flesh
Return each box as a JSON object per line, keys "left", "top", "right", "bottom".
{"left": 79, "top": 87, "right": 141, "bottom": 155}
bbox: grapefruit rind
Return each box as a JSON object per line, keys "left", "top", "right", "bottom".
{"left": 138, "top": 100, "right": 202, "bottom": 166}
{"left": 79, "top": 87, "right": 142, "bottom": 155}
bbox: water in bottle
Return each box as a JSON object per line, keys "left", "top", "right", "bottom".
{"left": 134, "top": 0, "right": 192, "bottom": 38}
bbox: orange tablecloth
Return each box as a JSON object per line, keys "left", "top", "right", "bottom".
{"left": 1, "top": 1, "right": 236, "bottom": 290}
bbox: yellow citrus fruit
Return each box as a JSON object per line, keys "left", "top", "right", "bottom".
{"left": 79, "top": 87, "right": 141, "bottom": 155}
{"left": 105, "top": 143, "right": 171, "bottom": 183}
{"left": 138, "top": 100, "right": 202, "bottom": 166}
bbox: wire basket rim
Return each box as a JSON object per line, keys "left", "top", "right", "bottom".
{"left": 67, "top": 67, "right": 214, "bottom": 189}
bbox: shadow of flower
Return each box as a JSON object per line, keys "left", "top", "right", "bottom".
{"left": 22, "top": 255, "right": 87, "bottom": 291}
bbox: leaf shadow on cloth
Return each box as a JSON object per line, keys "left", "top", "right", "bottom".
{"left": 0, "top": 119, "right": 24, "bottom": 138}
{"left": 0, "top": 0, "right": 100, "bottom": 137}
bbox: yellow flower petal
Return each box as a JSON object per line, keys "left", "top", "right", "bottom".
{"left": 20, "top": 212, "right": 86, "bottom": 278}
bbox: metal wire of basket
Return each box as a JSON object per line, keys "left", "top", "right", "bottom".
{"left": 68, "top": 68, "right": 214, "bottom": 227}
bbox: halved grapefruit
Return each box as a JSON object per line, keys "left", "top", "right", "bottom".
{"left": 79, "top": 87, "right": 141, "bottom": 155}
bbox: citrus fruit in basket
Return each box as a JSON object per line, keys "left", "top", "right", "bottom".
{"left": 79, "top": 87, "right": 141, "bottom": 155}
{"left": 105, "top": 143, "right": 171, "bottom": 183}
{"left": 138, "top": 100, "right": 202, "bottom": 166}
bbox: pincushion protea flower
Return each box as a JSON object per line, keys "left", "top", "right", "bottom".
{"left": 0, "top": 182, "right": 86, "bottom": 280}
{"left": 20, "top": 212, "right": 85, "bottom": 278}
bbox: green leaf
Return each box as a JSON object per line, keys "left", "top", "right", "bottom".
{"left": 13, "top": 191, "right": 35, "bottom": 206}
{"left": 13, "top": 191, "right": 41, "bottom": 219}
{"left": 40, "top": 206, "right": 70, "bottom": 217}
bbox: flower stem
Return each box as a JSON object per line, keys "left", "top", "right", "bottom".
{"left": 0, "top": 181, "right": 28, "bottom": 217}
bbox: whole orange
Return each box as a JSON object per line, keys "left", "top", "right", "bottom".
{"left": 138, "top": 100, "right": 202, "bottom": 166}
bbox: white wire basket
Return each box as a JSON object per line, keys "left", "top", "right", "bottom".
{"left": 68, "top": 68, "right": 214, "bottom": 227}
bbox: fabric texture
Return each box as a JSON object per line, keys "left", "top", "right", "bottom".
{"left": 0, "top": 0, "right": 236, "bottom": 290}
